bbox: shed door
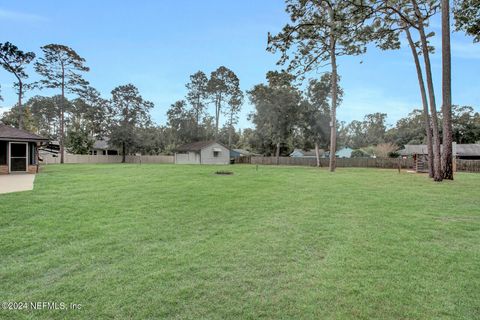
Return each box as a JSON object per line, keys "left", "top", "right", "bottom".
{"left": 9, "top": 142, "right": 28, "bottom": 172}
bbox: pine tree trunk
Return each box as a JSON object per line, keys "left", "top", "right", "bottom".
{"left": 315, "top": 142, "right": 320, "bottom": 167}
{"left": 215, "top": 95, "right": 221, "bottom": 138}
{"left": 441, "top": 0, "right": 454, "bottom": 180}
{"left": 228, "top": 113, "right": 233, "bottom": 149}
{"left": 196, "top": 96, "right": 201, "bottom": 140}
{"left": 196, "top": 111, "right": 199, "bottom": 141}
{"left": 18, "top": 80, "right": 23, "bottom": 130}
{"left": 60, "top": 75, "right": 65, "bottom": 164}
{"left": 405, "top": 27, "right": 434, "bottom": 178}
{"left": 275, "top": 142, "right": 280, "bottom": 165}
{"left": 122, "top": 142, "right": 126, "bottom": 163}
{"left": 413, "top": 0, "right": 443, "bottom": 181}
{"left": 328, "top": 7, "right": 337, "bottom": 173}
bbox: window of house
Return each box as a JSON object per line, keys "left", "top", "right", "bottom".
{"left": 213, "top": 147, "right": 221, "bottom": 157}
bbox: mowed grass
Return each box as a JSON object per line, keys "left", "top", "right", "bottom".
{"left": 1, "top": 164, "right": 480, "bottom": 319}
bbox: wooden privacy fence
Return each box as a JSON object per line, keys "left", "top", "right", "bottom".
{"left": 456, "top": 159, "right": 480, "bottom": 172}
{"left": 40, "top": 154, "right": 480, "bottom": 172}
{"left": 41, "top": 154, "right": 174, "bottom": 164}
{"left": 249, "top": 156, "right": 416, "bottom": 169}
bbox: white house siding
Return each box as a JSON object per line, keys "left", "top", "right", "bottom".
{"left": 200, "top": 143, "right": 230, "bottom": 164}
{"left": 175, "top": 151, "right": 201, "bottom": 164}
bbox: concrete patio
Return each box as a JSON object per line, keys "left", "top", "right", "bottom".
{"left": 0, "top": 174, "right": 36, "bottom": 194}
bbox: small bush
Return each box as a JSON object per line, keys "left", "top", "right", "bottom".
{"left": 351, "top": 149, "right": 368, "bottom": 158}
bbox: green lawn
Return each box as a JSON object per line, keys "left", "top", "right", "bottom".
{"left": 1, "top": 164, "right": 480, "bottom": 319}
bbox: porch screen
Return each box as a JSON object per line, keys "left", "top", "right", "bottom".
{"left": 0, "top": 141, "right": 6, "bottom": 165}
{"left": 29, "top": 143, "right": 36, "bottom": 165}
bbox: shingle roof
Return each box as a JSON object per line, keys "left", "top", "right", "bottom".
{"left": 399, "top": 145, "right": 430, "bottom": 155}
{"left": 93, "top": 138, "right": 110, "bottom": 149}
{"left": 232, "top": 148, "right": 259, "bottom": 156}
{"left": 0, "top": 124, "right": 48, "bottom": 142}
{"left": 300, "top": 149, "right": 317, "bottom": 157}
{"left": 457, "top": 144, "right": 480, "bottom": 156}
{"left": 290, "top": 148, "right": 324, "bottom": 157}
{"left": 176, "top": 141, "right": 228, "bottom": 152}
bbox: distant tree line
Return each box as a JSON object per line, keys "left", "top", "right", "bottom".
{"left": 338, "top": 106, "right": 480, "bottom": 150}
{"left": 164, "top": 66, "right": 243, "bottom": 150}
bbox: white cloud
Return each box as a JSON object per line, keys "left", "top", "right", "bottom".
{"left": 0, "top": 107, "right": 10, "bottom": 117}
{"left": 0, "top": 8, "right": 48, "bottom": 23}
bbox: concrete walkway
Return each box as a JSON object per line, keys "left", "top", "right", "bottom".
{"left": 0, "top": 174, "right": 36, "bottom": 194}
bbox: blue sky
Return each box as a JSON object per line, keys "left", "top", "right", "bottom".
{"left": 1, "top": 0, "right": 479, "bottom": 129}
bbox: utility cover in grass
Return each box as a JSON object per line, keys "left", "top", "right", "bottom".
{"left": 215, "top": 170, "right": 233, "bottom": 175}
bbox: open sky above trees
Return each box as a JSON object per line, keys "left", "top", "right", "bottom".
{"left": 0, "top": 0, "right": 479, "bottom": 128}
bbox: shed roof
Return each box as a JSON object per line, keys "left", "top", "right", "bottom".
{"left": 232, "top": 148, "right": 259, "bottom": 156}
{"left": 93, "top": 138, "right": 111, "bottom": 150}
{"left": 0, "top": 124, "right": 48, "bottom": 142}
{"left": 290, "top": 148, "right": 324, "bottom": 157}
{"left": 399, "top": 144, "right": 480, "bottom": 156}
{"left": 176, "top": 141, "right": 228, "bottom": 152}
{"left": 457, "top": 144, "right": 480, "bottom": 156}
{"left": 399, "top": 145, "right": 430, "bottom": 155}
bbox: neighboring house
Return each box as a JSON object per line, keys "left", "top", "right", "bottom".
{"left": 89, "top": 138, "right": 119, "bottom": 155}
{"left": 0, "top": 124, "right": 48, "bottom": 174}
{"left": 39, "top": 140, "right": 60, "bottom": 157}
{"left": 175, "top": 141, "right": 230, "bottom": 164}
{"left": 290, "top": 148, "right": 324, "bottom": 158}
{"left": 230, "top": 149, "right": 259, "bottom": 158}
{"left": 399, "top": 143, "right": 480, "bottom": 159}
{"left": 324, "top": 147, "right": 353, "bottom": 159}
{"left": 336, "top": 147, "right": 353, "bottom": 158}
{"left": 398, "top": 143, "right": 480, "bottom": 172}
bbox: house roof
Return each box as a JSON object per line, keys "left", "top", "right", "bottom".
{"left": 457, "top": 144, "right": 480, "bottom": 156}
{"left": 290, "top": 148, "right": 324, "bottom": 157}
{"left": 399, "top": 144, "right": 480, "bottom": 156}
{"left": 336, "top": 147, "right": 353, "bottom": 157}
{"left": 399, "top": 145, "right": 430, "bottom": 155}
{"left": 176, "top": 141, "right": 228, "bottom": 152}
{"left": 0, "top": 124, "right": 48, "bottom": 142}
{"left": 93, "top": 138, "right": 111, "bottom": 150}
{"left": 232, "top": 148, "right": 258, "bottom": 156}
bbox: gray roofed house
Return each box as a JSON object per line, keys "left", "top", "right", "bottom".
{"left": 89, "top": 138, "right": 119, "bottom": 155}
{"left": 290, "top": 148, "right": 324, "bottom": 158}
{"left": 175, "top": 141, "right": 230, "bottom": 164}
{"left": 456, "top": 144, "right": 480, "bottom": 158}
{"left": 398, "top": 145, "right": 430, "bottom": 156}
{"left": 399, "top": 143, "right": 480, "bottom": 159}
{"left": 176, "top": 141, "right": 219, "bottom": 152}
{"left": 230, "top": 148, "right": 259, "bottom": 157}
{"left": 398, "top": 143, "right": 480, "bottom": 173}
{"left": 0, "top": 124, "right": 48, "bottom": 142}
{"left": 0, "top": 124, "right": 48, "bottom": 174}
